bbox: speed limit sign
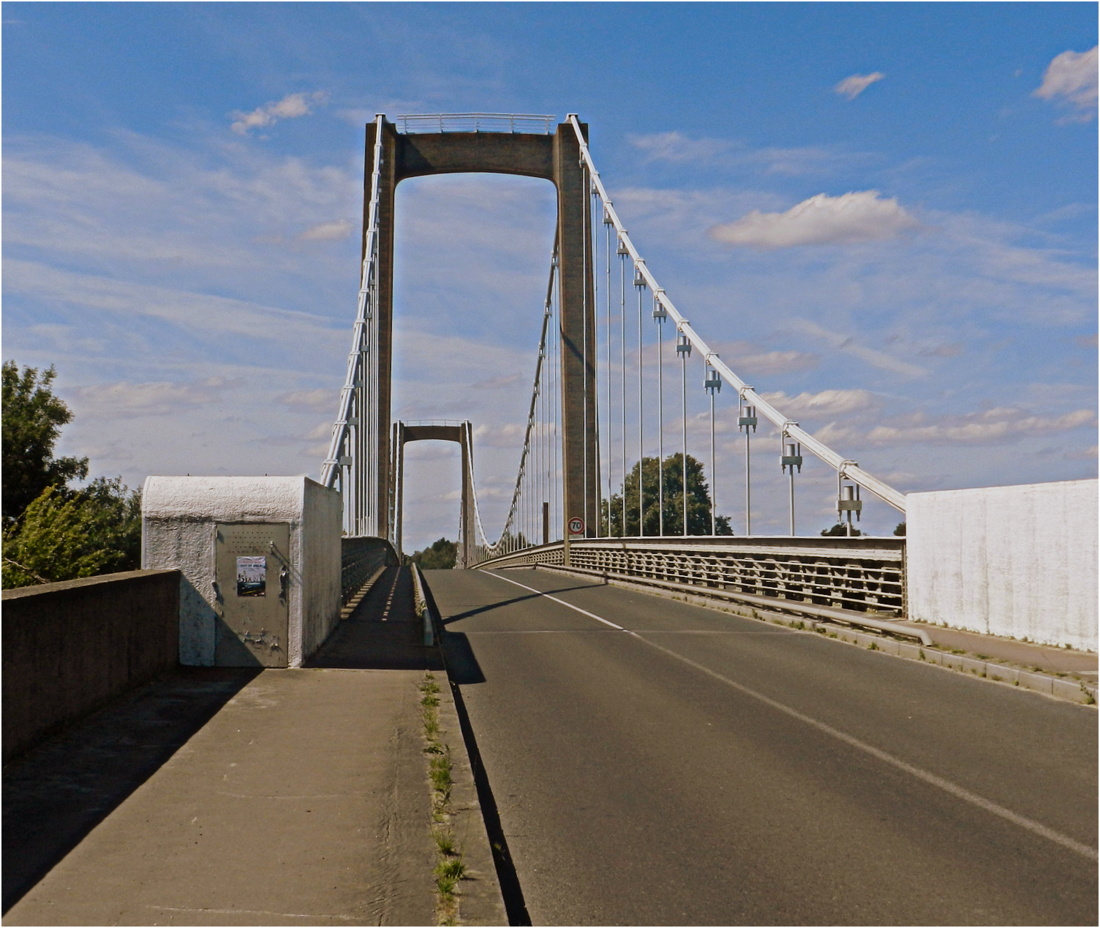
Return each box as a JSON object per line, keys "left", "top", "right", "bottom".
{"left": 568, "top": 516, "right": 585, "bottom": 536}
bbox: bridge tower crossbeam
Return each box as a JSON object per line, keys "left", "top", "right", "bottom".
{"left": 325, "top": 115, "right": 599, "bottom": 546}
{"left": 393, "top": 420, "right": 475, "bottom": 567}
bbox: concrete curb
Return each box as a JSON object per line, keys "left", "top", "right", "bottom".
{"left": 803, "top": 622, "right": 1097, "bottom": 706}
{"left": 425, "top": 613, "right": 508, "bottom": 925}
{"left": 527, "top": 565, "right": 1097, "bottom": 708}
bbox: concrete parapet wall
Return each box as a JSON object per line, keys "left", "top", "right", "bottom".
{"left": 907, "top": 480, "right": 1097, "bottom": 651}
{"left": 2, "top": 570, "right": 180, "bottom": 762}
{"left": 299, "top": 480, "right": 343, "bottom": 659}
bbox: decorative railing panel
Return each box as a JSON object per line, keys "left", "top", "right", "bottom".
{"left": 474, "top": 536, "right": 905, "bottom": 615}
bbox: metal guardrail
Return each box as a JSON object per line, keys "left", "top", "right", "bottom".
{"left": 410, "top": 564, "right": 435, "bottom": 647}
{"left": 400, "top": 419, "right": 469, "bottom": 428}
{"left": 341, "top": 536, "right": 399, "bottom": 606}
{"left": 395, "top": 113, "right": 556, "bottom": 135}
{"left": 474, "top": 536, "right": 906, "bottom": 616}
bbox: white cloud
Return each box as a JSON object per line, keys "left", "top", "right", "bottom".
{"left": 3, "top": 258, "right": 341, "bottom": 347}
{"left": 301, "top": 219, "right": 353, "bottom": 241}
{"left": 278, "top": 388, "right": 334, "bottom": 412}
{"left": 708, "top": 191, "right": 918, "bottom": 249}
{"left": 2, "top": 135, "right": 360, "bottom": 292}
{"left": 74, "top": 378, "right": 240, "bottom": 417}
{"left": 708, "top": 341, "right": 819, "bottom": 377}
{"left": 231, "top": 92, "right": 330, "bottom": 135}
{"left": 760, "top": 389, "right": 881, "bottom": 418}
{"left": 628, "top": 133, "right": 863, "bottom": 177}
{"left": 791, "top": 319, "right": 929, "bottom": 378}
{"left": 835, "top": 72, "right": 885, "bottom": 100}
{"left": 866, "top": 406, "right": 1096, "bottom": 446}
{"left": 629, "top": 132, "right": 739, "bottom": 164}
{"left": 471, "top": 422, "right": 526, "bottom": 448}
{"left": 1034, "top": 47, "right": 1098, "bottom": 121}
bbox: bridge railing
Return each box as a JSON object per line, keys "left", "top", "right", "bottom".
{"left": 395, "top": 113, "right": 556, "bottom": 135}
{"left": 474, "top": 536, "right": 905, "bottom": 616}
{"left": 341, "top": 536, "right": 399, "bottom": 606}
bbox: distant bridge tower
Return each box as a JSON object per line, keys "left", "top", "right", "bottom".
{"left": 366, "top": 115, "right": 599, "bottom": 544}
{"left": 392, "top": 420, "right": 475, "bottom": 568}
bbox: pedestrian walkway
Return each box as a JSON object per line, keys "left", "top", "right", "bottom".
{"left": 908, "top": 620, "right": 1097, "bottom": 680}
{"left": 3, "top": 567, "right": 502, "bottom": 926}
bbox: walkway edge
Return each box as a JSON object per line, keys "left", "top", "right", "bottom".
{"left": 422, "top": 577, "right": 509, "bottom": 926}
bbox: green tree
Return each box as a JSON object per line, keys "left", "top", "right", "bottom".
{"left": 2, "top": 362, "right": 89, "bottom": 524}
{"left": 602, "top": 453, "right": 732, "bottom": 537}
{"left": 409, "top": 537, "right": 457, "bottom": 570}
{"left": 821, "top": 522, "right": 864, "bottom": 537}
{"left": 2, "top": 477, "right": 142, "bottom": 588}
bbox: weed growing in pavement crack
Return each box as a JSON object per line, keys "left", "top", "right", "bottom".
{"left": 419, "top": 671, "right": 465, "bottom": 925}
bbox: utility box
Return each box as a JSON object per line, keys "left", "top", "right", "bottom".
{"left": 142, "top": 476, "right": 342, "bottom": 667}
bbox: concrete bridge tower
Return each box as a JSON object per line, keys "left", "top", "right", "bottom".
{"left": 392, "top": 421, "right": 475, "bottom": 567}
{"left": 367, "top": 116, "right": 599, "bottom": 545}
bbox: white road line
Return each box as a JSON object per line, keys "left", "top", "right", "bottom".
{"left": 488, "top": 570, "right": 628, "bottom": 631}
{"left": 483, "top": 569, "right": 1098, "bottom": 863}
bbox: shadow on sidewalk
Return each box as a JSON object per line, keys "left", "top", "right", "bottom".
{"left": 309, "top": 565, "right": 444, "bottom": 672}
{"left": 2, "top": 667, "right": 261, "bottom": 914}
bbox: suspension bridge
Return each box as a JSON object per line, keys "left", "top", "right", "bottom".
{"left": 5, "top": 113, "right": 1094, "bottom": 927}
{"left": 320, "top": 113, "right": 909, "bottom": 613}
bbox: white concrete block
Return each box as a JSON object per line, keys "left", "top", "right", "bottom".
{"left": 907, "top": 479, "right": 1097, "bottom": 651}
{"left": 142, "top": 476, "right": 342, "bottom": 667}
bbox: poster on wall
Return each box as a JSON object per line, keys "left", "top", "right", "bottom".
{"left": 237, "top": 556, "right": 267, "bottom": 597}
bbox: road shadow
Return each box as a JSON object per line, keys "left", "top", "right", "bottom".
{"left": 2, "top": 666, "right": 260, "bottom": 913}
{"left": 440, "top": 581, "right": 599, "bottom": 626}
{"left": 309, "top": 565, "right": 444, "bottom": 672}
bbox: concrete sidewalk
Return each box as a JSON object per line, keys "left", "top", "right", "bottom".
{"left": 3, "top": 566, "right": 505, "bottom": 926}
{"left": 901, "top": 618, "right": 1097, "bottom": 702}
{"left": 907, "top": 620, "right": 1097, "bottom": 679}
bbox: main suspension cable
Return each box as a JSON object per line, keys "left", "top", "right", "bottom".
{"left": 566, "top": 114, "right": 905, "bottom": 514}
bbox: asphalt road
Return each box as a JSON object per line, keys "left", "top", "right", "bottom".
{"left": 426, "top": 567, "right": 1097, "bottom": 926}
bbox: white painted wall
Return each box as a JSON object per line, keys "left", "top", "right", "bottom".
{"left": 907, "top": 480, "right": 1097, "bottom": 651}
{"left": 299, "top": 479, "right": 344, "bottom": 659}
{"left": 142, "top": 476, "right": 342, "bottom": 667}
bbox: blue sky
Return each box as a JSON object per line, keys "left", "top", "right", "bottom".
{"left": 3, "top": 2, "right": 1096, "bottom": 549}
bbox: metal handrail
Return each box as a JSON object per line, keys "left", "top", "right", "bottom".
{"left": 400, "top": 419, "right": 471, "bottom": 428}
{"left": 396, "top": 113, "right": 556, "bottom": 135}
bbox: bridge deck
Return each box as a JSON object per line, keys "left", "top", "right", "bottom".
{"left": 427, "top": 568, "right": 1096, "bottom": 925}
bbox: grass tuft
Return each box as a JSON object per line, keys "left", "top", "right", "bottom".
{"left": 435, "top": 857, "right": 466, "bottom": 881}
{"left": 420, "top": 671, "right": 466, "bottom": 924}
{"left": 435, "top": 828, "right": 458, "bottom": 856}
